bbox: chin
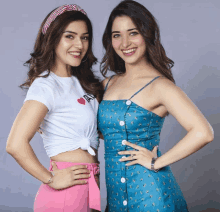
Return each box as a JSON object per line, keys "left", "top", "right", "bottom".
{"left": 68, "top": 61, "right": 82, "bottom": 67}
{"left": 124, "top": 55, "right": 146, "bottom": 65}
{"left": 123, "top": 58, "right": 139, "bottom": 65}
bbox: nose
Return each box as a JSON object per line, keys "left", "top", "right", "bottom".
{"left": 121, "top": 35, "right": 131, "bottom": 48}
{"left": 74, "top": 37, "right": 83, "bottom": 49}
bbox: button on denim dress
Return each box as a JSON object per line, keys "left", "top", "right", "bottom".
{"left": 98, "top": 76, "right": 188, "bottom": 212}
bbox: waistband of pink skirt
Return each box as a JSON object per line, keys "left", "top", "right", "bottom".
{"left": 49, "top": 160, "right": 100, "bottom": 175}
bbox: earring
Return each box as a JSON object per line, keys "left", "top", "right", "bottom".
{"left": 82, "top": 55, "right": 88, "bottom": 63}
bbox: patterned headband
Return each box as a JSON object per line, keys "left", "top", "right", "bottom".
{"left": 42, "top": 4, "right": 87, "bottom": 35}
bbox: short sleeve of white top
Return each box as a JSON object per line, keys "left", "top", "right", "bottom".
{"left": 24, "top": 71, "right": 99, "bottom": 157}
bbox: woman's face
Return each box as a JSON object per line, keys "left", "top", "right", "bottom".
{"left": 111, "top": 16, "right": 146, "bottom": 65}
{"left": 55, "top": 20, "right": 89, "bottom": 68}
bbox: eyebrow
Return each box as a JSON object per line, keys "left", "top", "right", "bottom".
{"left": 112, "top": 28, "right": 137, "bottom": 34}
{"left": 63, "top": 31, "right": 89, "bottom": 35}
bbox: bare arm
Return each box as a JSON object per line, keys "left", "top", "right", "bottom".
{"left": 119, "top": 78, "right": 214, "bottom": 169}
{"left": 6, "top": 100, "right": 54, "bottom": 183}
{"left": 6, "top": 100, "right": 91, "bottom": 189}
{"left": 153, "top": 78, "right": 214, "bottom": 169}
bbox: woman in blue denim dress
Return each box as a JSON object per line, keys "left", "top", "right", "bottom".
{"left": 97, "top": 1, "right": 214, "bottom": 212}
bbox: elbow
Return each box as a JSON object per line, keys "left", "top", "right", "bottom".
{"left": 6, "top": 142, "right": 20, "bottom": 156}
{"left": 205, "top": 132, "right": 214, "bottom": 143}
{"left": 6, "top": 141, "right": 23, "bottom": 157}
{"left": 194, "top": 129, "right": 214, "bottom": 145}
{"left": 6, "top": 145, "right": 16, "bottom": 155}
{"left": 6, "top": 138, "right": 15, "bottom": 155}
{"left": 6, "top": 144, "right": 24, "bottom": 158}
{"left": 205, "top": 125, "right": 214, "bottom": 143}
{"left": 6, "top": 136, "right": 30, "bottom": 156}
{"left": 204, "top": 123, "right": 214, "bottom": 143}
{"left": 196, "top": 130, "right": 214, "bottom": 144}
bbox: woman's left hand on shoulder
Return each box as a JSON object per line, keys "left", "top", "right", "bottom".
{"left": 118, "top": 141, "right": 158, "bottom": 169}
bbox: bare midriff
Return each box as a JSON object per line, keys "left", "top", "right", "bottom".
{"left": 50, "top": 148, "right": 98, "bottom": 164}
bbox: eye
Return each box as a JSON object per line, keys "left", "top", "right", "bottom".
{"left": 66, "top": 34, "right": 74, "bottom": 39}
{"left": 130, "top": 31, "right": 139, "bottom": 36}
{"left": 112, "top": 34, "right": 120, "bottom": 38}
{"left": 82, "top": 36, "right": 89, "bottom": 40}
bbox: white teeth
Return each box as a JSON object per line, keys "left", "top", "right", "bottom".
{"left": 122, "top": 48, "right": 136, "bottom": 54}
{"left": 69, "top": 52, "right": 81, "bottom": 56}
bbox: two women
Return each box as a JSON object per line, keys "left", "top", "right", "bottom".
{"left": 6, "top": 1, "right": 213, "bottom": 212}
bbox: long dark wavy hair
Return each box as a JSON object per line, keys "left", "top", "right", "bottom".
{"left": 101, "top": 0, "right": 175, "bottom": 83}
{"left": 21, "top": 7, "right": 103, "bottom": 101}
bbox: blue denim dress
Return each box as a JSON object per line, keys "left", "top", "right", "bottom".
{"left": 97, "top": 76, "right": 189, "bottom": 212}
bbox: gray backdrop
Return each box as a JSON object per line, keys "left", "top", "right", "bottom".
{"left": 0, "top": 0, "right": 219, "bottom": 211}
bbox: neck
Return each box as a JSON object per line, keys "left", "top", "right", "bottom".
{"left": 124, "top": 58, "right": 157, "bottom": 79}
{"left": 51, "top": 60, "right": 71, "bottom": 77}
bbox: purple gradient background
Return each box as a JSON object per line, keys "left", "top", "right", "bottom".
{"left": 0, "top": 0, "right": 219, "bottom": 211}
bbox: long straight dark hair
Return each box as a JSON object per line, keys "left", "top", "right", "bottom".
{"left": 101, "top": 0, "right": 175, "bottom": 83}
{"left": 21, "top": 7, "right": 103, "bottom": 101}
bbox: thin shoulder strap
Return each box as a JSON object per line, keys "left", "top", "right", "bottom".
{"left": 104, "top": 75, "right": 115, "bottom": 92}
{"left": 129, "top": 76, "right": 161, "bottom": 100}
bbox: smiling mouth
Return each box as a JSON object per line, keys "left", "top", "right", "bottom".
{"left": 69, "top": 52, "right": 81, "bottom": 56}
{"left": 69, "top": 51, "right": 81, "bottom": 58}
{"left": 122, "top": 48, "right": 137, "bottom": 55}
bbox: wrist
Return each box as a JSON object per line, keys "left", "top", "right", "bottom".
{"left": 43, "top": 171, "right": 54, "bottom": 184}
{"left": 153, "top": 157, "right": 161, "bottom": 170}
{"left": 151, "top": 157, "right": 159, "bottom": 172}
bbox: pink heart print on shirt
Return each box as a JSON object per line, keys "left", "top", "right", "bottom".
{"left": 77, "top": 98, "right": 86, "bottom": 105}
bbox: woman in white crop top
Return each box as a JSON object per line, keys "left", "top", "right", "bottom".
{"left": 6, "top": 4, "right": 103, "bottom": 212}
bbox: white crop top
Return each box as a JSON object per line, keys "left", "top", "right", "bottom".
{"left": 24, "top": 71, "right": 99, "bottom": 157}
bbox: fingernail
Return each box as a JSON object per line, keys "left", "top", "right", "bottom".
{"left": 118, "top": 152, "right": 122, "bottom": 154}
{"left": 119, "top": 159, "right": 121, "bottom": 161}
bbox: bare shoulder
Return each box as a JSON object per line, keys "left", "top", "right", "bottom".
{"left": 101, "top": 75, "right": 117, "bottom": 88}
{"left": 102, "top": 77, "right": 111, "bottom": 88}
{"left": 149, "top": 76, "right": 213, "bottom": 138}
{"left": 148, "top": 76, "right": 190, "bottom": 107}
{"left": 151, "top": 76, "right": 182, "bottom": 95}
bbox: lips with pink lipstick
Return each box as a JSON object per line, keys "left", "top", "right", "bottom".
{"left": 122, "top": 47, "right": 137, "bottom": 56}
{"left": 68, "top": 51, "right": 81, "bottom": 59}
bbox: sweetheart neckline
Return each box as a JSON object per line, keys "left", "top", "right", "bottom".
{"left": 101, "top": 99, "right": 165, "bottom": 119}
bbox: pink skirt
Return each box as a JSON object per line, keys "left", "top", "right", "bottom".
{"left": 34, "top": 160, "right": 101, "bottom": 212}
